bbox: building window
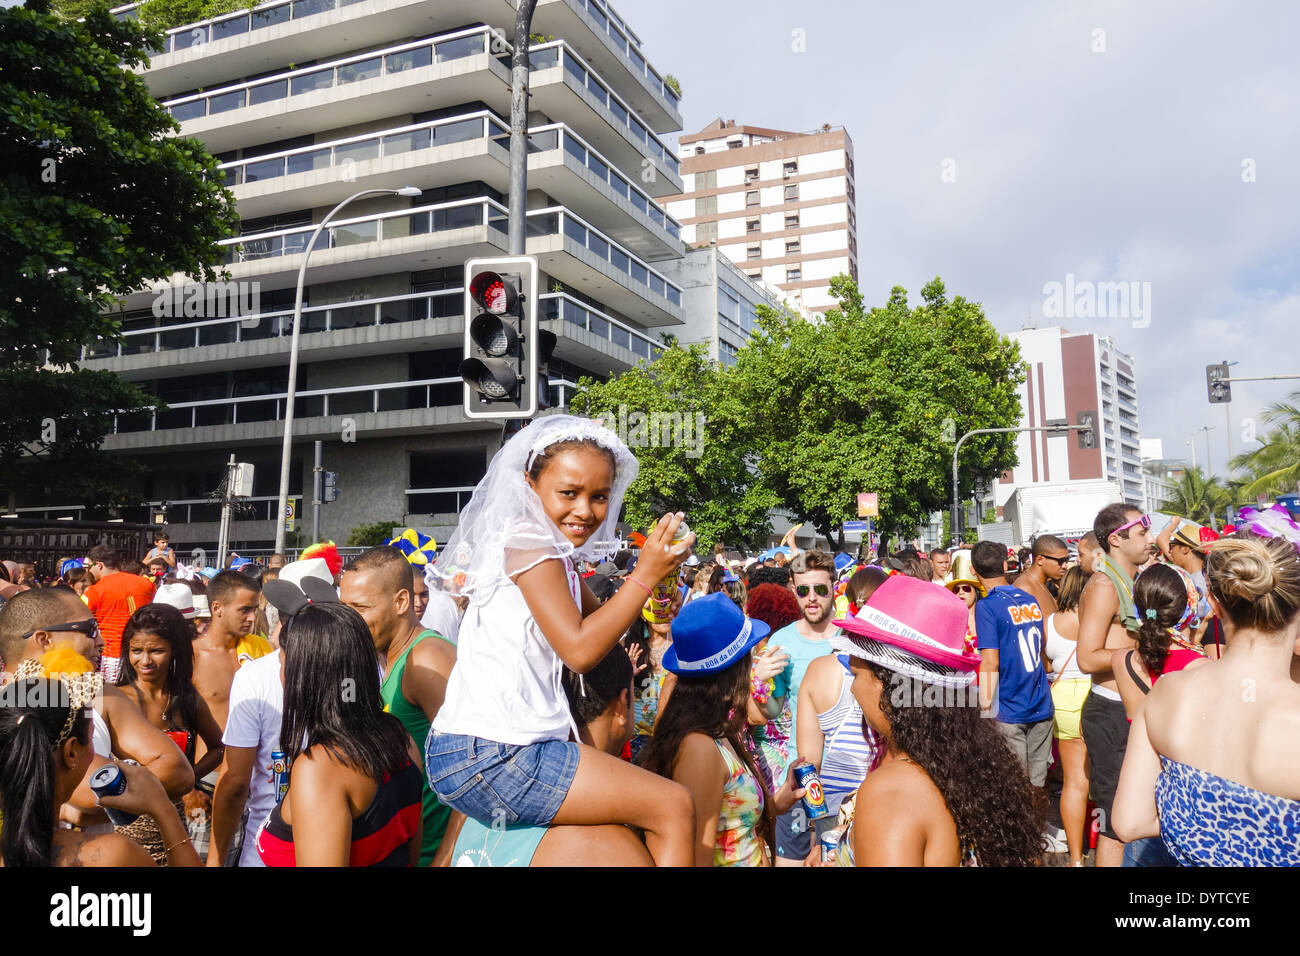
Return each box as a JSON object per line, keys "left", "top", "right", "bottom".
{"left": 783, "top": 160, "right": 797, "bottom": 176}
{"left": 746, "top": 219, "right": 760, "bottom": 233}
{"left": 746, "top": 246, "right": 760, "bottom": 260}
{"left": 784, "top": 184, "right": 798, "bottom": 201}
{"left": 696, "top": 221, "right": 717, "bottom": 243}
{"left": 728, "top": 140, "right": 742, "bottom": 149}
{"left": 746, "top": 270, "right": 761, "bottom": 280}
{"left": 745, "top": 190, "right": 759, "bottom": 207}
{"left": 785, "top": 239, "right": 800, "bottom": 255}
{"left": 784, "top": 213, "right": 799, "bottom": 229}
{"left": 786, "top": 267, "right": 801, "bottom": 281}
{"left": 744, "top": 167, "right": 759, "bottom": 184}
{"left": 695, "top": 146, "right": 704, "bottom": 155}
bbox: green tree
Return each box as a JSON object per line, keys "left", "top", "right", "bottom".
{"left": 2, "top": 0, "right": 239, "bottom": 510}
{"left": 346, "top": 521, "right": 399, "bottom": 547}
{"left": 1229, "top": 393, "right": 1300, "bottom": 500}
{"left": 570, "top": 343, "right": 777, "bottom": 550}
{"left": 729, "top": 276, "right": 1023, "bottom": 548}
{"left": 1163, "top": 467, "right": 1229, "bottom": 525}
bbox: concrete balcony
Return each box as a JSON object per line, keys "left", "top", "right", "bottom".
{"left": 161, "top": 27, "right": 512, "bottom": 155}
{"left": 533, "top": 0, "right": 681, "bottom": 134}
{"left": 529, "top": 42, "right": 682, "bottom": 196}
{"left": 129, "top": 0, "right": 515, "bottom": 100}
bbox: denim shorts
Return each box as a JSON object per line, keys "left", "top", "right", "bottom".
{"left": 424, "top": 730, "right": 580, "bottom": 827}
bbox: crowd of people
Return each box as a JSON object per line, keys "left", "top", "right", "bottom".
{"left": 1, "top": 414, "right": 1298, "bottom": 867}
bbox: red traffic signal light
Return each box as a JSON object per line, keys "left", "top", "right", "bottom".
{"left": 468, "top": 271, "right": 518, "bottom": 315}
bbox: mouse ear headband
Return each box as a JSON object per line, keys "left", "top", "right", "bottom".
{"left": 263, "top": 577, "right": 338, "bottom": 619}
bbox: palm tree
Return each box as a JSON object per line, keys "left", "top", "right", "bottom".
{"left": 1163, "top": 467, "right": 1230, "bottom": 525}
{"left": 1230, "top": 393, "right": 1300, "bottom": 500}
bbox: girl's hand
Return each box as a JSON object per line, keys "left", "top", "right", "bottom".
{"left": 624, "top": 641, "right": 649, "bottom": 677}
{"left": 752, "top": 645, "right": 789, "bottom": 683}
{"left": 636, "top": 512, "right": 694, "bottom": 583}
{"left": 772, "top": 762, "right": 808, "bottom": 816}
{"left": 96, "top": 761, "right": 171, "bottom": 818}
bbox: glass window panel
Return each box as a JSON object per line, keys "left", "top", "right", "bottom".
{"left": 435, "top": 34, "right": 484, "bottom": 62}
{"left": 386, "top": 46, "right": 432, "bottom": 73}
{"left": 244, "top": 157, "right": 284, "bottom": 183}
{"left": 158, "top": 327, "right": 195, "bottom": 351}
{"left": 587, "top": 232, "right": 609, "bottom": 260}
{"left": 248, "top": 79, "right": 287, "bottom": 105}
{"left": 609, "top": 172, "right": 628, "bottom": 199}
{"left": 649, "top": 275, "right": 665, "bottom": 297}
{"left": 434, "top": 117, "right": 481, "bottom": 145}
{"left": 629, "top": 48, "right": 646, "bottom": 75}
{"left": 252, "top": 4, "right": 290, "bottom": 28}
{"left": 337, "top": 57, "right": 381, "bottom": 84}
{"left": 629, "top": 261, "right": 647, "bottom": 285}
{"left": 666, "top": 219, "right": 680, "bottom": 239}
{"left": 564, "top": 303, "right": 586, "bottom": 330}
{"left": 563, "top": 216, "right": 587, "bottom": 246}
{"left": 525, "top": 212, "right": 556, "bottom": 237}
{"left": 171, "top": 27, "right": 205, "bottom": 50}
{"left": 240, "top": 314, "right": 281, "bottom": 341}
{"left": 586, "top": 74, "right": 608, "bottom": 104}
{"left": 290, "top": 69, "right": 333, "bottom": 95}
{"left": 222, "top": 166, "right": 241, "bottom": 187}
{"left": 170, "top": 99, "right": 206, "bottom": 121}
{"left": 564, "top": 52, "right": 585, "bottom": 84}
{"left": 609, "top": 325, "right": 629, "bottom": 349}
{"left": 530, "top": 46, "right": 559, "bottom": 70}
{"left": 406, "top": 211, "right": 430, "bottom": 236}
{"left": 328, "top": 304, "right": 372, "bottom": 330}
{"left": 563, "top": 132, "right": 586, "bottom": 164}
{"left": 155, "top": 408, "right": 192, "bottom": 430}
{"left": 587, "top": 2, "right": 607, "bottom": 31}
{"left": 291, "top": 0, "right": 334, "bottom": 17}
{"left": 628, "top": 191, "right": 647, "bottom": 214}
{"left": 608, "top": 97, "right": 628, "bottom": 127}
{"left": 330, "top": 391, "right": 372, "bottom": 415}
{"left": 195, "top": 404, "right": 232, "bottom": 427}
{"left": 527, "top": 128, "right": 559, "bottom": 152}
{"left": 285, "top": 147, "right": 330, "bottom": 174}
{"left": 334, "top": 139, "right": 379, "bottom": 164}
{"left": 383, "top": 128, "right": 430, "bottom": 155}
{"left": 586, "top": 152, "right": 608, "bottom": 182}
{"left": 610, "top": 248, "right": 629, "bottom": 273}
{"left": 588, "top": 314, "right": 609, "bottom": 339}
{"left": 648, "top": 206, "right": 664, "bottom": 227}
{"left": 211, "top": 14, "right": 248, "bottom": 40}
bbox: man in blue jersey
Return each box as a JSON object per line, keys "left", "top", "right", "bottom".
{"left": 972, "top": 540, "right": 1053, "bottom": 789}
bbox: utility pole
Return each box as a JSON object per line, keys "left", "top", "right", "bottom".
{"left": 215, "top": 454, "right": 236, "bottom": 570}
{"left": 1197, "top": 425, "right": 1215, "bottom": 477}
{"left": 1185, "top": 434, "right": 1197, "bottom": 469}
{"left": 312, "top": 440, "right": 323, "bottom": 543}
{"left": 507, "top": 1, "right": 539, "bottom": 256}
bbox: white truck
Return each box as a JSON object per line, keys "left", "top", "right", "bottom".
{"left": 1003, "top": 480, "right": 1125, "bottom": 547}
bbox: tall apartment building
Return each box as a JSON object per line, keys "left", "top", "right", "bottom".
{"left": 669, "top": 248, "right": 781, "bottom": 367}
{"left": 995, "top": 328, "right": 1149, "bottom": 511}
{"left": 665, "top": 119, "right": 858, "bottom": 315}
{"left": 21, "top": 0, "right": 690, "bottom": 550}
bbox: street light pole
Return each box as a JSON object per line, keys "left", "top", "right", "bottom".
{"left": 274, "top": 185, "right": 422, "bottom": 554}
{"left": 1197, "top": 424, "right": 1215, "bottom": 478}
{"left": 951, "top": 423, "right": 1086, "bottom": 538}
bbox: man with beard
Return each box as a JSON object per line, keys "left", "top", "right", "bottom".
{"left": 767, "top": 550, "right": 838, "bottom": 866}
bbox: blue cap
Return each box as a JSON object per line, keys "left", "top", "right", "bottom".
{"left": 662, "top": 592, "right": 770, "bottom": 676}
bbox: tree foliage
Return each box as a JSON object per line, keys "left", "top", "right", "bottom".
{"left": 346, "top": 521, "right": 399, "bottom": 548}
{"left": 569, "top": 344, "right": 777, "bottom": 551}
{"left": 1162, "top": 467, "right": 1230, "bottom": 526}
{"left": 728, "top": 276, "right": 1023, "bottom": 547}
{"left": 1229, "top": 392, "right": 1300, "bottom": 501}
{"left": 2, "top": 1, "right": 238, "bottom": 510}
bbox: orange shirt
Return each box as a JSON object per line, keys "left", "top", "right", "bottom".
{"left": 85, "top": 571, "right": 157, "bottom": 659}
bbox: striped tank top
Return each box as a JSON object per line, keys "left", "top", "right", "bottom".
{"left": 817, "top": 655, "right": 881, "bottom": 807}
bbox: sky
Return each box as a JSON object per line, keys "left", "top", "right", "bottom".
{"left": 625, "top": 0, "right": 1300, "bottom": 480}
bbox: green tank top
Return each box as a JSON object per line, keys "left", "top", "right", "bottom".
{"left": 1097, "top": 556, "right": 1139, "bottom": 634}
{"left": 381, "top": 629, "right": 452, "bottom": 866}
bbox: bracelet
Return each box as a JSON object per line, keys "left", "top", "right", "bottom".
{"left": 626, "top": 576, "right": 653, "bottom": 597}
{"left": 164, "top": 836, "right": 192, "bottom": 854}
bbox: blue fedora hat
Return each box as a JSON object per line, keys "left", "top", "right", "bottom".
{"left": 663, "top": 592, "right": 770, "bottom": 676}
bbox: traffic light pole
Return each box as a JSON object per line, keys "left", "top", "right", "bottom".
{"left": 950, "top": 424, "right": 1090, "bottom": 537}
{"left": 312, "top": 440, "right": 322, "bottom": 543}
{"left": 508, "top": 1, "right": 539, "bottom": 256}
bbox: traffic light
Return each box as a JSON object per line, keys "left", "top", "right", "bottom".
{"left": 322, "top": 471, "right": 339, "bottom": 502}
{"left": 460, "top": 256, "right": 544, "bottom": 419}
{"left": 1076, "top": 410, "right": 1096, "bottom": 449}
{"left": 1206, "top": 363, "right": 1231, "bottom": 404}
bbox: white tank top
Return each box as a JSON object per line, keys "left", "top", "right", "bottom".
{"left": 434, "top": 557, "right": 582, "bottom": 746}
{"left": 1044, "top": 613, "right": 1087, "bottom": 682}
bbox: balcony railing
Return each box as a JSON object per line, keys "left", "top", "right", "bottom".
{"left": 162, "top": 26, "right": 501, "bottom": 122}
{"left": 528, "top": 206, "right": 682, "bottom": 307}
{"left": 219, "top": 111, "right": 508, "bottom": 188}
{"left": 526, "top": 124, "right": 680, "bottom": 240}
{"left": 561, "top": 0, "right": 678, "bottom": 109}
{"left": 12, "top": 496, "right": 302, "bottom": 525}
{"left": 542, "top": 294, "right": 664, "bottom": 362}
{"left": 219, "top": 196, "right": 507, "bottom": 266}
{"left": 81, "top": 290, "right": 464, "bottom": 361}
{"left": 111, "top": 377, "right": 465, "bottom": 434}
{"left": 529, "top": 42, "right": 679, "bottom": 178}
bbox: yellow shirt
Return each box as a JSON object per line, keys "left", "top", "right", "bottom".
{"left": 236, "top": 633, "right": 273, "bottom": 668}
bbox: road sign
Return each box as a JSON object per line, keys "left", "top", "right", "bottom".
{"left": 844, "top": 520, "right": 868, "bottom": 532}
{"left": 284, "top": 500, "right": 296, "bottom": 532}
{"left": 857, "top": 493, "right": 878, "bottom": 518}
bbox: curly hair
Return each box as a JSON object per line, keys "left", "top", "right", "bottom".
{"left": 866, "top": 662, "right": 1043, "bottom": 866}
{"left": 745, "top": 583, "right": 800, "bottom": 633}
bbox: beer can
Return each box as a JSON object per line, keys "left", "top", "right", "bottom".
{"left": 642, "top": 521, "right": 691, "bottom": 625}
{"left": 794, "top": 762, "right": 830, "bottom": 820}
{"left": 272, "top": 750, "right": 289, "bottom": 804}
{"left": 89, "top": 763, "right": 139, "bottom": 827}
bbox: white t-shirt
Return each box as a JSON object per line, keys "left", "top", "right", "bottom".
{"left": 1044, "top": 614, "right": 1088, "bottom": 682}
{"left": 222, "top": 649, "right": 283, "bottom": 867}
{"left": 420, "top": 590, "right": 461, "bottom": 647}
{"left": 434, "top": 556, "right": 581, "bottom": 746}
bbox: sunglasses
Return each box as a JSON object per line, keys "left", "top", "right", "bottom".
{"left": 1037, "top": 554, "right": 1071, "bottom": 566}
{"left": 1112, "top": 514, "right": 1152, "bottom": 538}
{"left": 953, "top": 584, "right": 976, "bottom": 594}
{"left": 23, "top": 618, "right": 101, "bottom": 641}
{"left": 794, "top": 584, "right": 830, "bottom": 598}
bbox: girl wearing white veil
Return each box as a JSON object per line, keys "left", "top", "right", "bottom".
{"left": 426, "top": 415, "right": 696, "bottom": 865}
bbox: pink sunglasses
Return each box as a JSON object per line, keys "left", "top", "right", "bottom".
{"left": 1112, "top": 514, "right": 1151, "bottom": 538}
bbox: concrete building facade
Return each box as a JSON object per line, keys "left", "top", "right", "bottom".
{"left": 666, "top": 248, "right": 781, "bottom": 367}
{"left": 20, "top": 0, "right": 692, "bottom": 551}
{"left": 665, "top": 119, "right": 858, "bottom": 315}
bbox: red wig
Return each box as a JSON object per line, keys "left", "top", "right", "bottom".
{"left": 300, "top": 541, "right": 343, "bottom": 578}
{"left": 745, "top": 583, "right": 801, "bottom": 633}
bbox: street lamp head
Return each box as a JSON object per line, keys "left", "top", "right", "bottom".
{"left": 396, "top": 186, "right": 422, "bottom": 197}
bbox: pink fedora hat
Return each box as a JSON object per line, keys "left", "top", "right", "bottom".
{"left": 831, "top": 574, "right": 979, "bottom": 687}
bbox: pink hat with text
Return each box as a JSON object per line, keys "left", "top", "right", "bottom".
{"left": 831, "top": 574, "right": 980, "bottom": 688}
